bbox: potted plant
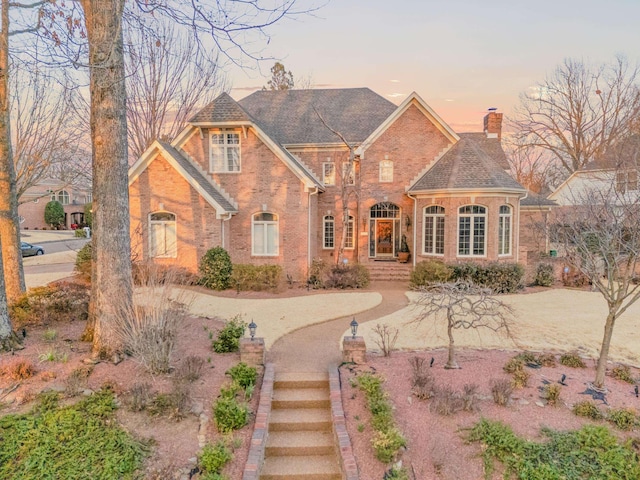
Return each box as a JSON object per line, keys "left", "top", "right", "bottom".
{"left": 398, "top": 234, "right": 410, "bottom": 263}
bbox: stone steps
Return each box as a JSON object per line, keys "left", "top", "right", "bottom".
{"left": 367, "top": 261, "right": 412, "bottom": 281}
{"left": 260, "top": 371, "right": 341, "bottom": 480}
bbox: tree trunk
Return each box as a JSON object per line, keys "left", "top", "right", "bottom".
{"left": 0, "top": 236, "right": 21, "bottom": 351}
{"left": 445, "top": 313, "right": 459, "bottom": 369}
{"left": 0, "top": 0, "right": 26, "bottom": 305}
{"left": 594, "top": 311, "right": 616, "bottom": 389}
{"left": 81, "top": 0, "right": 132, "bottom": 356}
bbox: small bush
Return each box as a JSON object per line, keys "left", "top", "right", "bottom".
{"left": 132, "top": 262, "right": 198, "bottom": 286}
{"left": 75, "top": 243, "right": 92, "bottom": 279}
{"left": 410, "top": 260, "right": 453, "bottom": 288}
{"left": 384, "top": 466, "right": 410, "bottom": 480}
{"left": 128, "top": 383, "right": 153, "bottom": 412}
{"left": 573, "top": 400, "right": 603, "bottom": 420}
{"left": 230, "top": 264, "right": 282, "bottom": 292}
{"left": 371, "top": 428, "right": 406, "bottom": 463}
{"left": 212, "top": 316, "right": 246, "bottom": 353}
{"left": 611, "top": 364, "right": 636, "bottom": 384}
{"left": 175, "top": 355, "right": 206, "bottom": 382}
{"left": 1, "top": 359, "right": 36, "bottom": 380}
{"left": 409, "top": 357, "right": 436, "bottom": 400}
{"left": 308, "top": 258, "right": 328, "bottom": 288}
{"left": 503, "top": 356, "right": 524, "bottom": 374}
{"left": 543, "top": 383, "right": 562, "bottom": 406}
{"left": 537, "top": 353, "right": 557, "bottom": 367}
{"left": 491, "top": 378, "right": 513, "bottom": 406}
{"left": 451, "top": 262, "right": 524, "bottom": 293}
{"left": 74, "top": 229, "right": 87, "bottom": 238}
{"left": 42, "top": 329, "right": 58, "bottom": 342}
{"left": 9, "top": 282, "right": 90, "bottom": 327}
{"left": 430, "top": 386, "right": 463, "bottom": 416}
{"left": 372, "top": 324, "right": 399, "bottom": 357}
{"left": 511, "top": 368, "right": 530, "bottom": 389}
{"left": 38, "top": 348, "right": 68, "bottom": 363}
{"left": 199, "top": 247, "right": 233, "bottom": 290}
{"left": 212, "top": 396, "right": 249, "bottom": 433}
{"left": 462, "top": 383, "right": 480, "bottom": 412}
{"left": 607, "top": 408, "right": 638, "bottom": 431}
{"left": 534, "top": 262, "right": 555, "bottom": 287}
{"left": 560, "top": 352, "right": 586, "bottom": 368}
{"left": 64, "top": 366, "right": 93, "bottom": 397}
{"left": 147, "top": 382, "right": 190, "bottom": 421}
{"left": 324, "top": 264, "right": 370, "bottom": 289}
{"left": 199, "top": 440, "right": 233, "bottom": 476}
{"left": 226, "top": 362, "right": 257, "bottom": 389}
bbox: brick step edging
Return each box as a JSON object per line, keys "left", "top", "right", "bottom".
{"left": 242, "top": 363, "right": 275, "bottom": 480}
{"left": 329, "top": 368, "right": 359, "bottom": 480}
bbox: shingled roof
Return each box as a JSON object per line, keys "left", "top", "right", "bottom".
{"left": 409, "top": 134, "right": 525, "bottom": 192}
{"left": 520, "top": 190, "right": 557, "bottom": 207}
{"left": 236, "top": 88, "right": 397, "bottom": 145}
{"left": 157, "top": 141, "right": 237, "bottom": 213}
{"left": 190, "top": 92, "right": 253, "bottom": 124}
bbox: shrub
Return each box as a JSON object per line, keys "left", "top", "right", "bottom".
{"left": 1, "top": 359, "right": 36, "bottom": 380}
{"left": 308, "top": 258, "right": 328, "bottom": 288}
{"left": 384, "top": 466, "right": 410, "bottom": 480}
{"left": 147, "top": 382, "right": 190, "bottom": 420}
{"left": 75, "top": 243, "right": 92, "bottom": 279}
{"left": 503, "top": 356, "right": 524, "bottom": 374}
{"left": 132, "top": 263, "right": 198, "bottom": 286}
{"left": 175, "top": 356, "right": 206, "bottom": 382}
{"left": 409, "top": 357, "right": 436, "bottom": 400}
{"left": 611, "top": 364, "right": 636, "bottom": 384}
{"left": 572, "top": 400, "right": 603, "bottom": 420}
{"left": 324, "top": 264, "right": 370, "bottom": 289}
{"left": 560, "top": 352, "right": 586, "bottom": 368}
{"left": 491, "top": 378, "right": 513, "bottom": 406}
{"left": 128, "top": 383, "right": 153, "bottom": 412}
{"left": 410, "top": 260, "right": 453, "bottom": 288}
{"left": 9, "top": 282, "right": 90, "bottom": 327}
{"left": 371, "top": 428, "right": 406, "bottom": 463}
{"left": 430, "top": 386, "right": 463, "bottom": 416}
{"left": 371, "top": 324, "right": 399, "bottom": 357}
{"left": 212, "top": 396, "right": 249, "bottom": 433}
{"left": 511, "top": 368, "right": 530, "bottom": 389}
{"left": 230, "top": 264, "right": 282, "bottom": 291}
{"left": 462, "top": 383, "right": 480, "bottom": 412}
{"left": 199, "top": 247, "right": 233, "bottom": 290}
{"left": 212, "top": 316, "right": 246, "bottom": 353}
{"left": 451, "top": 262, "right": 524, "bottom": 293}
{"left": 607, "top": 408, "right": 638, "bottom": 431}
{"left": 199, "top": 441, "right": 233, "bottom": 476}
{"left": 543, "top": 383, "right": 562, "bottom": 406}
{"left": 44, "top": 200, "right": 64, "bottom": 228}
{"left": 534, "top": 262, "right": 555, "bottom": 287}
{"left": 537, "top": 353, "right": 557, "bottom": 367}
{"left": 226, "top": 363, "right": 257, "bottom": 389}
{"left": 74, "top": 229, "right": 87, "bottom": 238}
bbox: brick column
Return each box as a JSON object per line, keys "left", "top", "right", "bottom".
{"left": 342, "top": 336, "right": 366, "bottom": 364}
{"left": 240, "top": 338, "right": 265, "bottom": 367}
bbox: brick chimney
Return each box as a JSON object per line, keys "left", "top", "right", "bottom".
{"left": 483, "top": 109, "right": 503, "bottom": 140}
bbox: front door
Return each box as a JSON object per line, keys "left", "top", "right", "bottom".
{"left": 375, "top": 220, "right": 394, "bottom": 256}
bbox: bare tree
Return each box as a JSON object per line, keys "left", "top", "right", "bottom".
{"left": 503, "top": 137, "right": 560, "bottom": 193}
{"left": 264, "top": 61, "right": 293, "bottom": 90}
{"left": 411, "top": 281, "right": 513, "bottom": 369}
{"left": 125, "top": 21, "right": 228, "bottom": 159}
{"left": 550, "top": 162, "right": 640, "bottom": 389}
{"left": 511, "top": 56, "right": 640, "bottom": 176}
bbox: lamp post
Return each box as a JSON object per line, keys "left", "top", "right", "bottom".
{"left": 248, "top": 320, "right": 257, "bottom": 341}
{"left": 350, "top": 318, "right": 358, "bottom": 339}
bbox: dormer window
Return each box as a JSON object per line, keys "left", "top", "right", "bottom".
{"left": 210, "top": 131, "right": 241, "bottom": 173}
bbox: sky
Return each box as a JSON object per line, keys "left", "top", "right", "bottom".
{"left": 228, "top": 0, "right": 640, "bottom": 132}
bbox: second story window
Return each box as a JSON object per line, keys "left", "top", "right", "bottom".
{"left": 323, "top": 162, "right": 335, "bottom": 186}
{"left": 57, "top": 190, "right": 70, "bottom": 205}
{"left": 210, "top": 131, "right": 241, "bottom": 173}
{"left": 379, "top": 159, "right": 393, "bottom": 183}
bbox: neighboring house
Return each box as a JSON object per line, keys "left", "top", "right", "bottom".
{"left": 18, "top": 178, "right": 92, "bottom": 229}
{"left": 128, "top": 88, "right": 529, "bottom": 280}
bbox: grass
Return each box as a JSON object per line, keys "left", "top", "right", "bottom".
{"left": 0, "top": 389, "right": 148, "bottom": 479}
{"left": 468, "top": 418, "right": 640, "bottom": 480}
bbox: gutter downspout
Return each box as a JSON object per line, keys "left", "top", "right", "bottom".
{"left": 407, "top": 193, "right": 418, "bottom": 268}
{"left": 308, "top": 188, "right": 319, "bottom": 277}
{"left": 221, "top": 213, "right": 233, "bottom": 249}
{"left": 516, "top": 191, "right": 528, "bottom": 263}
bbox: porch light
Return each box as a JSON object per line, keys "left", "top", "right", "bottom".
{"left": 350, "top": 318, "right": 358, "bottom": 338}
{"left": 248, "top": 320, "right": 257, "bottom": 341}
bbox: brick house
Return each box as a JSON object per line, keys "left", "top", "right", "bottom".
{"left": 128, "top": 88, "right": 529, "bottom": 280}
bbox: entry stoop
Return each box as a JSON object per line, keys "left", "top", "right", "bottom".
{"left": 260, "top": 372, "right": 341, "bottom": 480}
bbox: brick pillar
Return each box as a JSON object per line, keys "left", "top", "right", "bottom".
{"left": 342, "top": 336, "right": 366, "bottom": 364}
{"left": 240, "top": 338, "right": 265, "bottom": 367}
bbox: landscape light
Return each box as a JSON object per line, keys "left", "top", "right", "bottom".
{"left": 350, "top": 318, "right": 358, "bottom": 339}
{"left": 248, "top": 320, "right": 257, "bottom": 341}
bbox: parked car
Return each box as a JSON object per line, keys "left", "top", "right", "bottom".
{"left": 21, "top": 242, "right": 45, "bottom": 257}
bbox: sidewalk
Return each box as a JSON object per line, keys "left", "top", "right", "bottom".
{"left": 20, "top": 229, "right": 78, "bottom": 244}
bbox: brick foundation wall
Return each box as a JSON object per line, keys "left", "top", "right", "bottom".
{"left": 242, "top": 363, "right": 274, "bottom": 480}
{"left": 329, "top": 368, "right": 359, "bottom": 480}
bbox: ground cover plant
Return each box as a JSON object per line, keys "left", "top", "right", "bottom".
{"left": 0, "top": 389, "right": 148, "bottom": 479}
{"left": 212, "top": 315, "right": 246, "bottom": 353}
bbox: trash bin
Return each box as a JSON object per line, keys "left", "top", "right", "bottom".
{"left": 83, "top": 226, "right": 91, "bottom": 239}
{"left": 549, "top": 250, "right": 557, "bottom": 257}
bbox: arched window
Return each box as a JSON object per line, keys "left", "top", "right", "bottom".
{"left": 323, "top": 216, "right": 334, "bottom": 249}
{"left": 252, "top": 212, "right": 279, "bottom": 256}
{"left": 149, "top": 211, "right": 177, "bottom": 258}
{"left": 379, "top": 159, "right": 393, "bottom": 183}
{"left": 498, "top": 205, "right": 512, "bottom": 256}
{"left": 458, "top": 205, "right": 486, "bottom": 256}
{"left": 345, "top": 216, "right": 355, "bottom": 249}
{"left": 423, "top": 205, "right": 445, "bottom": 255}
{"left": 57, "top": 190, "right": 70, "bottom": 205}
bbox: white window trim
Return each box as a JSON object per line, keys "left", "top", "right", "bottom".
{"left": 457, "top": 205, "right": 487, "bottom": 258}
{"left": 379, "top": 159, "right": 393, "bottom": 183}
{"left": 323, "top": 215, "right": 335, "bottom": 250}
{"left": 149, "top": 211, "right": 178, "bottom": 258}
{"left": 344, "top": 216, "right": 355, "bottom": 250}
{"left": 252, "top": 212, "right": 279, "bottom": 257}
{"left": 423, "top": 206, "right": 445, "bottom": 256}
{"left": 498, "top": 205, "right": 512, "bottom": 256}
{"left": 323, "top": 162, "right": 336, "bottom": 186}
{"left": 209, "top": 130, "right": 242, "bottom": 174}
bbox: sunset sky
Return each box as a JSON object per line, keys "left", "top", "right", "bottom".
{"left": 228, "top": 0, "right": 640, "bottom": 132}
